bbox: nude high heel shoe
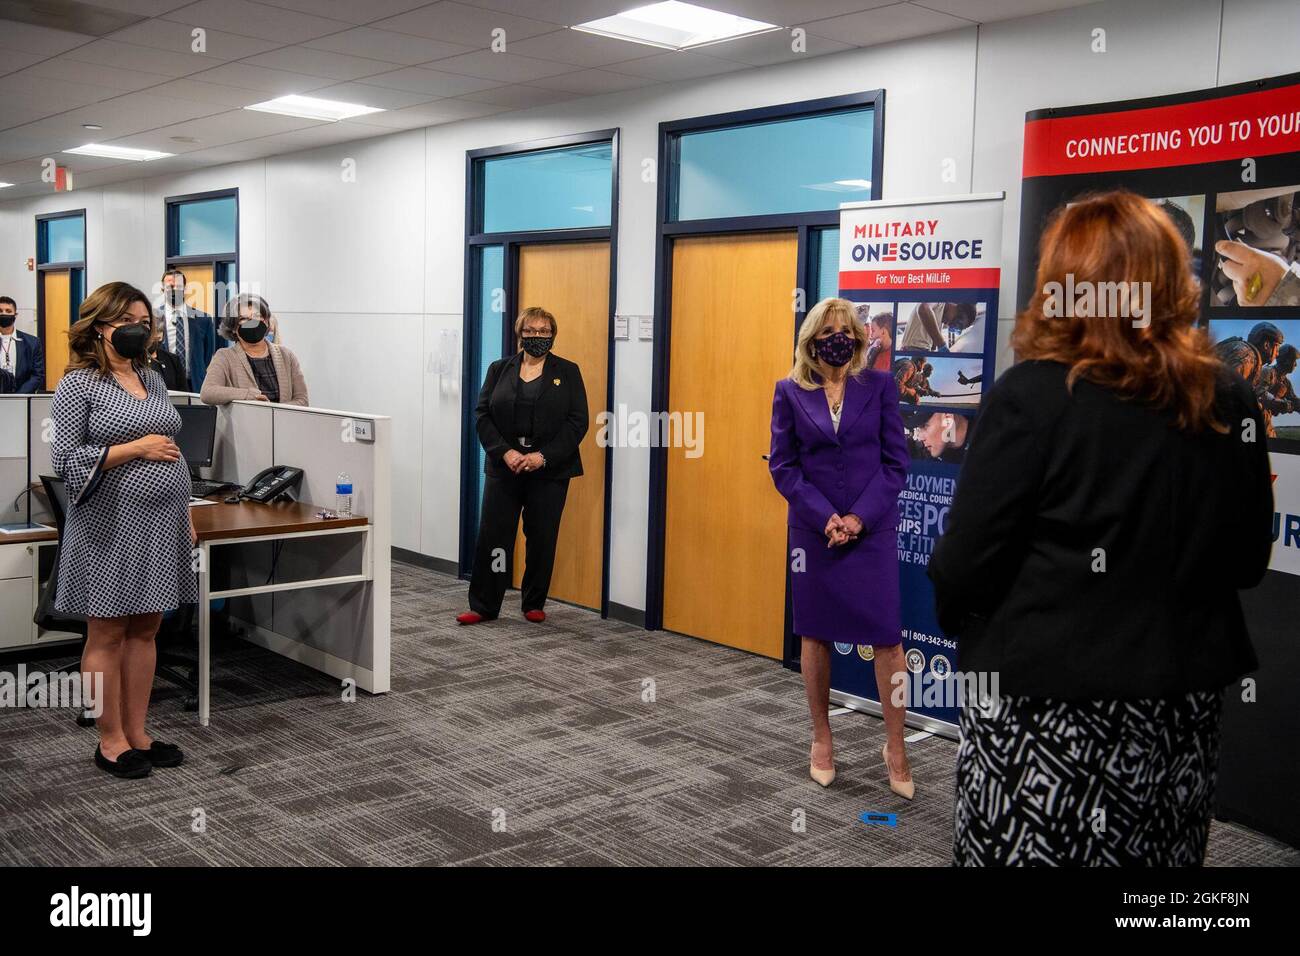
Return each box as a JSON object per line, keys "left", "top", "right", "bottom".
{"left": 882, "top": 744, "right": 914, "bottom": 800}
{"left": 809, "top": 762, "right": 836, "bottom": 787}
{"left": 810, "top": 743, "right": 836, "bottom": 787}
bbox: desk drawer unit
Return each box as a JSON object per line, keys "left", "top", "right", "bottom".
{"left": 0, "top": 542, "right": 34, "bottom": 580}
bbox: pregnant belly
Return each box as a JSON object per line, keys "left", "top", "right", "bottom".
{"left": 109, "top": 458, "right": 190, "bottom": 506}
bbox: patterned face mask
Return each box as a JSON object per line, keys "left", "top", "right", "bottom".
{"left": 521, "top": 336, "right": 553, "bottom": 357}
{"left": 813, "top": 331, "right": 855, "bottom": 367}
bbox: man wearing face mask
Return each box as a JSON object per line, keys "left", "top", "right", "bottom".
{"left": 0, "top": 296, "right": 45, "bottom": 393}
{"left": 200, "top": 294, "right": 309, "bottom": 406}
{"left": 457, "top": 306, "right": 589, "bottom": 626}
{"left": 157, "top": 270, "right": 217, "bottom": 392}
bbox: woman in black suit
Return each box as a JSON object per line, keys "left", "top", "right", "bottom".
{"left": 930, "top": 191, "right": 1273, "bottom": 866}
{"left": 458, "top": 307, "right": 589, "bottom": 625}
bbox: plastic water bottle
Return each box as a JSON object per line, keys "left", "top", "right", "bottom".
{"left": 335, "top": 473, "right": 353, "bottom": 518}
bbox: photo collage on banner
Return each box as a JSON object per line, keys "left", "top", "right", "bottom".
{"left": 833, "top": 194, "right": 1004, "bottom": 732}
{"left": 1018, "top": 71, "right": 1300, "bottom": 575}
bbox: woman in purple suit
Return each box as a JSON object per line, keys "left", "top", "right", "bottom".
{"left": 769, "top": 297, "right": 913, "bottom": 796}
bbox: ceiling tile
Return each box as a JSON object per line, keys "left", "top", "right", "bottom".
{"left": 424, "top": 49, "right": 574, "bottom": 82}
{"left": 60, "top": 38, "right": 212, "bottom": 77}
{"left": 503, "top": 28, "right": 666, "bottom": 68}
{"left": 242, "top": 46, "right": 400, "bottom": 82}
{"left": 87, "top": 1, "right": 197, "bottom": 15}
{"left": 355, "top": 65, "right": 502, "bottom": 97}
{"left": 143, "top": 77, "right": 271, "bottom": 107}
{"left": 303, "top": 27, "right": 475, "bottom": 65}
{"left": 703, "top": 27, "right": 856, "bottom": 65}
{"left": 136, "top": 107, "right": 327, "bottom": 146}
{"left": 913, "top": 0, "right": 1091, "bottom": 22}
{"left": 458, "top": 84, "right": 574, "bottom": 108}
{"left": 532, "top": 68, "right": 652, "bottom": 95}
{"left": 805, "top": 3, "right": 972, "bottom": 44}
{"left": 453, "top": 0, "right": 632, "bottom": 26}
{"left": 712, "top": 0, "right": 900, "bottom": 25}
{"left": 0, "top": 71, "right": 134, "bottom": 109}
{"left": 304, "top": 81, "right": 441, "bottom": 110}
{"left": 349, "top": 97, "right": 509, "bottom": 128}
{"left": 603, "top": 50, "right": 751, "bottom": 81}
{"left": 250, "top": 0, "right": 431, "bottom": 25}
{"left": 0, "top": 20, "right": 95, "bottom": 56}
{"left": 22, "top": 92, "right": 229, "bottom": 141}
{"left": 159, "top": 0, "right": 354, "bottom": 44}
{"left": 104, "top": 19, "right": 281, "bottom": 60}
{"left": 27, "top": 56, "right": 176, "bottom": 93}
{"left": 371, "top": 2, "right": 562, "bottom": 47}
{"left": 183, "top": 62, "right": 337, "bottom": 95}
{"left": 0, "top": 49, "right": 47, "bottom": 77}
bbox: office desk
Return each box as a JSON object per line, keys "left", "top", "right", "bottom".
{"left": 0, "top": 527, "right": 65, "bottom": 651}
{"left": 193, "top": 498, "right": 370, "bottom": 726}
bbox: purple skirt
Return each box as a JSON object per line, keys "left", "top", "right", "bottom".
{"left": 789, "top": 525, "right": 901, "bottom": 646}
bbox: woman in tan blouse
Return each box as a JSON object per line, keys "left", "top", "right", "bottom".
{"left": 201, "top": 294, "right": 309, "bottom": 406}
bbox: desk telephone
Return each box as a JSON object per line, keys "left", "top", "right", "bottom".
{"left": 239, "top": 466, "right": 304, "bottom": 503}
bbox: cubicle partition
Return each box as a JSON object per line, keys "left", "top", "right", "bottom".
{"left": 1, "top": 393, "right": 392, "bottom": 702}
{"left": 204, "top": 399, "right": 392, "bottom": 695}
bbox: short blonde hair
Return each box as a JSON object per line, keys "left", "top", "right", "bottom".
{"left": 514, "top": 306, "right": 557, "bottom": 339}
{"left": 789, "top": 297, "right": 869, "bottom": 389}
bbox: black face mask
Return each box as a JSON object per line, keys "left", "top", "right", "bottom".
{"left": 0, "top": 314, "right": 15, "bottom": 329}
{"left": 521, "top": 336, "right": 553, "bottom": 358}
{"left": 106, "top": 323, "right": 150, "bottom": 360}
{"left": 237, "top": 320, "right": 268, "bottom": 344}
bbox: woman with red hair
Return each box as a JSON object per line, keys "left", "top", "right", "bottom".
{"left": 930, "top": 191, "right": 1273, "bottom": 866}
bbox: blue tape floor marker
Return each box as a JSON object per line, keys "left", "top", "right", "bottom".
{"left": 859, "top": 811, "right": 898, "bottom": 827}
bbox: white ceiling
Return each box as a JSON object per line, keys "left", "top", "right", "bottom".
{"left": 0, "top": 0, "right": 1094, "bottom": 198}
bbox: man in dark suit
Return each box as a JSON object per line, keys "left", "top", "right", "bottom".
{"left": 0, "top": 296, "right": 45, "bottom": 393}
{"left": 157, "top": 269, "right": 217, "bottom": 391}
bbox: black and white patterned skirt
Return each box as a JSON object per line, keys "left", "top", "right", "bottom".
{"left": 953, "top": 691, "right": 1223, "bottom": 866}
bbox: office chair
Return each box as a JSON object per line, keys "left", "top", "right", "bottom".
{"left": 36, "top": 476, "right": 200, "bottom": 721}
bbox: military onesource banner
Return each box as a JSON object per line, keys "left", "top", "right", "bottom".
{"left": 1018, "top": 70, "right": 1300, "bottom": 576}
{"left": 833, "top": 193, "right": 1005, "bottom": 734}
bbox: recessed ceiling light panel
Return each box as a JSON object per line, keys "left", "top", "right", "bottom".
{"left": 244, "top": 95, "right": 385, "bottom": 122}
{"left": 573, "top": 1, "right": 779, "bottom": 51}
{"left": 64, "top": 144, "right": 173, "bottom": 161}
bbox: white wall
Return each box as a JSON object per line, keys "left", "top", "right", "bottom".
{"left": 3, "top": 0, "right": 1297, "bottom": 611}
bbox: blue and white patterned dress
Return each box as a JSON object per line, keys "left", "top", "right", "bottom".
{"left": 51, "top": 366, "right": 197, "bottom": 617}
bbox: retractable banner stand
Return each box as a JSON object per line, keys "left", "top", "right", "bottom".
{"left": 830, "top": 193, "right": 1005, "bottom": 737}
{"left": 1018, "top": 70, "right": 1300, "bottom": 572}
{"left": 1018, "top": 73, "right": 1300, "bottom": 847}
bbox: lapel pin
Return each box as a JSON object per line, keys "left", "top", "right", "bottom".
{"left": 553, "top": 378, "right": 561, "bottom": 386}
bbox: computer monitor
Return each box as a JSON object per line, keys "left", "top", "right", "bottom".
{"left": 175, "top": 404, "right": 217, "bottom": 472}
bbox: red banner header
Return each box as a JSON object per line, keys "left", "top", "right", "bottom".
{"left": 839, "top": 267, "right": 1000, "bottom": 291}
{"left": 1023, "top": 81, "right": 1300, "bottom": 178}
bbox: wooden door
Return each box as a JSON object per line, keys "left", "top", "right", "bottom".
{"left": 510, "top": 241, "right": 609, "bottom": 611}
{"left": 41, "top": 270, "right": 71, "bottom": 391}
{"left": 181, "top": 263, "right": 215, "bottom": 315}
{"left": 662, "top": 232, "right": 797, "bottom": 658}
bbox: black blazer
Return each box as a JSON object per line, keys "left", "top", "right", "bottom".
{"left": 149, "top": 346, "right": 191, "bottom": 392}
{"left": 476, "top": 351, "right": 589, "bottom": 479}
{"left": 929, "top": 359, "right": 1272, "bottom": 700}
{"left": 4, "top": 329, "right": 44, "bottom": 393}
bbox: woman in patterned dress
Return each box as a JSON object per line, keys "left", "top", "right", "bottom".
{"left": 52, "top": 282, "right": 197, "bottom": 779}
{"left": 930, "top": 192, "right": 1273, "bottom": 865}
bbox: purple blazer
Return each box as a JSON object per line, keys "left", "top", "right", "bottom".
{"left": 769, "top": 371, "right": 908, "bottom": 535}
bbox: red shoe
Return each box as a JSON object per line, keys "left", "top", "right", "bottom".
{"left": 524, "top": 610, "right": 546, "bottom": 623}
{"left": 457, "top": 611, "right": 484, "bottom": 625}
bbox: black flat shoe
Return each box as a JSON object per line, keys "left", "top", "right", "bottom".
{"left": 145, "top": 741, "right": 184, "bottom": 768}
{"left": 94, "top": 746, "right": 152, "bottom": 779}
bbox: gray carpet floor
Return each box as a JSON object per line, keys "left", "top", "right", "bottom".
{"left": 0, "top": 561, "right": 1295, "bottom": 867}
